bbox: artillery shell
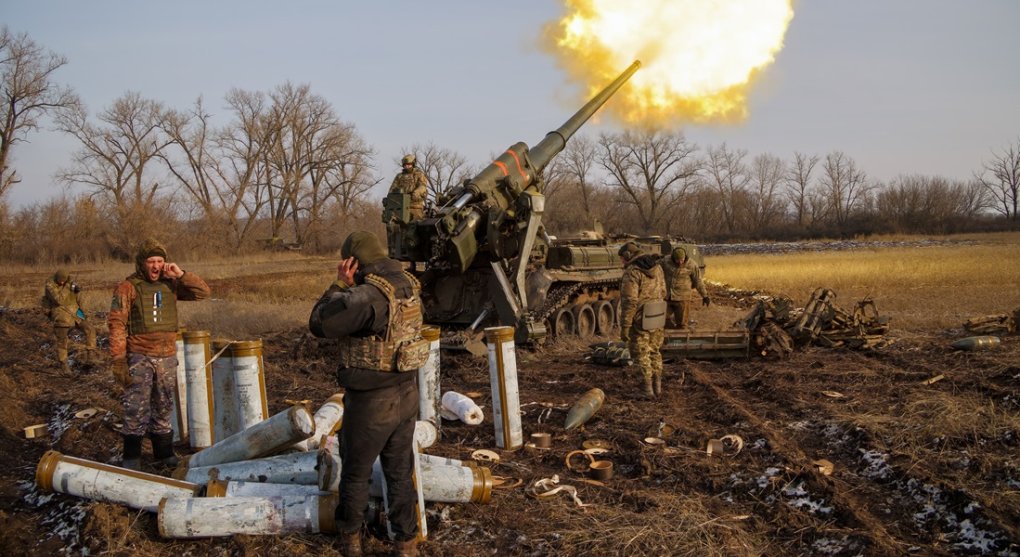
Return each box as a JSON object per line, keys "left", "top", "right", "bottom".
{"left": 564, "top": 388, "right": 605, "bottom": 431}
{"left": 950, "top": 336, "right": 1001, "bottom": 351}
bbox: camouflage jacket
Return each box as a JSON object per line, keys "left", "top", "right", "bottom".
{"left": 660, "top": 257, "right": 707, "bottom": 301}
{"left": 108, "top": 271, "right": 210, "bottom": 359}
{"left": 388, "top": 169, "right": 428, "bottom": 209}
{"left": 619, "top": 254, "right": 666, "bottom": 330}
{"left": 43, "top": 279, "right": 84, "bottom": 327}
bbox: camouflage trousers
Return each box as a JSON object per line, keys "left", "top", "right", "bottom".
{"left": 121, "top": 353, "right": 177, "bottom": 437}
{"left": 667, "top": 298, "right": 691, "bottom": 329}
{"left": 52, "top": 320, "right": 97, "bottom": 363}
{"left": 628, "top": 327, "right": 664, "bottom": 381}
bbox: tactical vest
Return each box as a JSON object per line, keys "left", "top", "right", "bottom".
{"left": 127, "top": 277, "right": 179, "bottom": 334}
{"left": 339, "top": 272, "right": 430, "bottom": 372}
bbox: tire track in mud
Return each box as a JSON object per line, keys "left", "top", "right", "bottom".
{"left": 685, "top": 361, "right": 912, "bottom": 556}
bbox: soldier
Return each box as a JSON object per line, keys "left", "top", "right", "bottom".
{"left": 309, "top": 231, "right": 428, "bottom": 557}
{"left": 42, "top": 269, "right": 97, "bottom": 369}
{"left": 388, "top": 154, "right": 428, "bottom": 221}
{"left": 108, "top": 238, "right": 210, "bottom": 470}
{"left": 661, "top": 246, "right": 710, "bottom": 329}
{"left": 618, "top": 242, "right": 667, "bottom": 398}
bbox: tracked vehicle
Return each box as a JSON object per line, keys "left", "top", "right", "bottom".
{"left": 382, "top": 61, "right": 703, "bottom": 345}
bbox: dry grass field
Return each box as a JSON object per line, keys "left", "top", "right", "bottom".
{"left": 707, "top": 232, "right": 1020, "bottom": 332}
{"left": 0, "top": 232, "right": 1017, "bottom": 556}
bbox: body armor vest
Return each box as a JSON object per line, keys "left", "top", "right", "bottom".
{"left": 340, "top": 272, "right": 429, "bottom": 372}
{"left": 127, "top": 277, "right": 179, "bottom": 334}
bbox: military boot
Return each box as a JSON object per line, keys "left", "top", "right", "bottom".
{"left": 150, "top": 432, "right": 179, "bottom": 467}
{"left": 654, "top": 373, "right": 662, "bottom": 396}
{"left": 339, "top": 530, "right": 363, "bottom": 557}
{"left": 391, "top": 538, "right": 418, "bottom": 557}
{"left": 121, "top": 434, "right": 143, "bottom": 470}
{"left": 642, "top": 376, "right": 655, "bottom": 399}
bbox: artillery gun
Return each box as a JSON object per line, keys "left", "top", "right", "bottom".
{"left": 383, "top": 61, "right": 703, "bottom": 345}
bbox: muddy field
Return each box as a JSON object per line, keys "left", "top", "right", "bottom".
{"left": 0, "top": 281, "right": 1018, "bottom": 556}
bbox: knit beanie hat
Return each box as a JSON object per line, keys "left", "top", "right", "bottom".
{"left": 135, "top": 238, "right": 169, "bottom": 276}
{"left": 341, "top": 231, "right": 387, "bottom": 265}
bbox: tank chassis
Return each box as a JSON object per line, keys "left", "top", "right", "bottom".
{"left": 383, "top": 62, "right": 641, "bottom": 345}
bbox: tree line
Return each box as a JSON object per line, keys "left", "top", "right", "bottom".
{"left": 2, "top": 27, "right": 1018, "bottom": 264}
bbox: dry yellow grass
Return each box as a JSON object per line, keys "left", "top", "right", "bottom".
{"left": 706, "top": 232, "right": 1020, "bottom": 332}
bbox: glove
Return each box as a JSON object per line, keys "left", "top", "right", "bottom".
{"left": 111, "top": 359, "right": 129, "bottom": 387}
{"left": 702, "top": 296, "right": 711, "bottom": 307}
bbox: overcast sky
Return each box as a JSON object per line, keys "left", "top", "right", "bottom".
{"left": 4, "top": 0, "right": 1019, "bottom": 209}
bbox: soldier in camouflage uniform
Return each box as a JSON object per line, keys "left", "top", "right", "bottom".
{"left": 660, "top": 247, "right": 710, "bottom": 329}
{"left": 309, "top": 230, "right": 428, "bottom": 557}
{"left": 618, "top": 242, "right": 667, "bottom": 398}
{"left": 387, "top": 154, "right": 429, "bottom": 221}
{"left": 43, "top": 269, "right": 97, "bottom": 368}
{"left": 108, "top": 238, "right": 210, "bottom": 470}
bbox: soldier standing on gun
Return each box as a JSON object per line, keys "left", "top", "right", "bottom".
{"left": 387, "top": 154, "right": 428, "bottom": 221}
{"left": 618, "top": 242, "right": 667, "bottom": 399}
{"left": 308, "top": 230, "right": 428, "bottom": 557}
{"left": 661, "top": 247, "right": 710, "bottom": 329}
{"left": 43, "top": 269, "right": 97, "bottom": 370}
{"left": 108, "top": 238, "right": 210, "bottom": 470}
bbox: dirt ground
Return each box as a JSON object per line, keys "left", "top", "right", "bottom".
{"left": 1, "top": 283, "right": 1018, "bottom": 556}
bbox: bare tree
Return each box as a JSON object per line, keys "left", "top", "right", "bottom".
{"left": 749, "top": 153, "right": 785, "bottom": 234}
{"left": 55, "top": 92, "right": 172, "bottom": 251}
{"left": 702, "top": 143, "right": 751, "bottom": 235}
{"left": 820, "top": 150, "right": 870, "bottom": 231}
{"left": 558, "top": 135, "right": 599, "bottom": 220}
{"left": 399, "top": 142, "right": 471, "bottom": 208}
{"left": 0, "top": 27, "right": 79, "bottom": 198}
{"left": 977, "top": 137, "right": 1020, "bottom": 223}
{"left": 784, "top": 151, "right": 819, "bottom": 228}
{"left": 597, "top": 129, "right": 699, "bottom": 235}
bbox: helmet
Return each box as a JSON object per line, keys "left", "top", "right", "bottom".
{"left": 617, "top": 242, "right": 641, "bottom": 262}
{"left": 401, "top": 154, "right": 416, "bottom": 166}
{"left": 671, "top": 247, "right": 687, "bottom": 264}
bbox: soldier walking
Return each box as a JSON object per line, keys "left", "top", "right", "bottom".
{"left": 108, "top": 238, "right": 209, "bottom": 470}
{"left": 661, "top": 246, "right": 710, "bottom": 329}
{"left": 42, "top": 269, "right": 97, "bottom": 369}
{"left": 618, "top": 242, "right": 667, "bottom": 398}
{"left": 309, "top": 230, "right": 428, "bottom": 557}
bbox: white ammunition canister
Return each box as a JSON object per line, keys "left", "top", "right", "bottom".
{"left": 183, "top": 330, "right": 214, "bottom": 449}
{"left": 485, "top": 326, "right": 523, "bottom": 450}
{"left": 36, "top": 450, "right": 200, "bottom": 512}
{"left": 183, "top": 445, "right": 334, "bottom": 486}
{"left": 440, "top": 391, "right": 484, "bottom": 425}
{"left": 418, "top": 326, "right": 442, "bottom": 434}
{"left": 419, "top": 453, "right": 476, "bottom": 468}
{"left": 211, "top": 339, "right": 238, "bottom": 441}
{"left": 186, "top": 404, "right": 314, "bottom": 469}
{"left": 229, "top": 339, "right": 269, "bottom": 431}
{"left": 170, "top": 331, "right": 189, "bottom": 443}
{"left": 317, "top": 451, "right": 491, "bottom": 504}
{"left": 205, "top": 479, "right": 329, "bottom": 498}
{"left": 292, "top": 394, "right": 344, "bottom": 452}
{"left": 158, "top": 494, "right": 337, "bottom": 538}
{"left": 414, "top": 419, "right": 438, "bottom": 449}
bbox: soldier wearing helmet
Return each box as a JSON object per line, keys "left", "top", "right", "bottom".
{"left": 42, "top": 268, "right": 97, "bottom": 369}
{"left": 660, "top": 246, "right": 710, "bottom": 329}
{"left": 387, "top": 154, "right": 428, "bottom": 221}
{"left": 618, "top": 242, "right": 667, "bottom": 399}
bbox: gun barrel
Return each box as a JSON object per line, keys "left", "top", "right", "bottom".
{"left": 529, "top": 60, "right": 641, "bottom": 170}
